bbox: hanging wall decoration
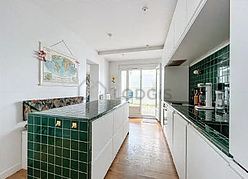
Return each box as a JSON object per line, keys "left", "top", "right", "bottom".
{"left": 39, "top": 41, "right": 79, "bottom": 86}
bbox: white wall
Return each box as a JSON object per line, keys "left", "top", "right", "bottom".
{"left": 164, "top": 66, "right": 189, "bottom": 102}
{"left": 109, "top": 59, "right": 161, "bottom": 98}
{"left": 0, "top": 0, "right": 109, "bottom": 178}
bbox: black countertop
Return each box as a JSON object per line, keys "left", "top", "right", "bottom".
{"left": 165, "top": 101, "right": 230, "bottom": 157}
{"left": 29, "top": 100, "right": 127, "bottom": 121}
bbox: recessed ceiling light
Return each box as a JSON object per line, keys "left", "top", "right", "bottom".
{"left": 142, "top": 6, "right": 148, "bottom": 13}
{"left": 107, "top": 33, "right": 113, "bottom": 39}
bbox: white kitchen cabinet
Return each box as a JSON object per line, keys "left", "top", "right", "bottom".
{"left": 163, "top": 16, "right": 175, "bottom": 65}
{"left": 172, "top": 113, "right": 187, "bottom": 179}
{"left": 92, "top": 113, "right": 114, "bottom": 161}
{"left": 187, "top": 0, "right": 203, "bottom": 23}
{"left": 230, "top": 0, "right": 248, "bottom": 172}
{"left": 187, "top": 124, "right": 242, "bottom": 179}
{"left": 92, "top": 103, "right": 129, "bottom": 179}
{"left": 164, "top": 105, "right": 174, "bottom": 150}
{"left": 174, "top": 0, "right": 187, "bottom": 46}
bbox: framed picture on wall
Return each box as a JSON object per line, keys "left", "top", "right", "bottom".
{"left": 39, "top": 42, "right": 79, "bottom": 86}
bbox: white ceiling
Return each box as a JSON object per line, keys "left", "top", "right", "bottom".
{"left": 33, "top": 0, "right": 177, "bottom": 61}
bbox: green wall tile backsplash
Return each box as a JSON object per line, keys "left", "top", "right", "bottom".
{"left": 189, "top": 45, "right": 230, "bottom": 109}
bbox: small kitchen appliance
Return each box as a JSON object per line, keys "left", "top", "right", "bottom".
{"left": 195, "top": 83, "right": 214, "bottom": 110}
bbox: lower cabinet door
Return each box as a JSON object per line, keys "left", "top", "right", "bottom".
{"left": 92, "top": 141, "right": 113, "bottom": 179}
{"left": 165, "top": 106, "right": 174, "bottom": 150}
{"left": 172, "top": 113, "right": 187, "bottom": 179}
{"left": 187, "top": 125, "right": 242, "bottom": 179}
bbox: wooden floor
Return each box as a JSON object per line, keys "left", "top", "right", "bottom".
{"left": 8, "top": 118, "right": 178, "bottom": 179}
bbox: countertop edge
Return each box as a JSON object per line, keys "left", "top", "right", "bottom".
{"left": 28, "top": 100, "right": 128, "bottom": 122}
{"left": 164, "top": 101, "right": 232, "bottom": 158}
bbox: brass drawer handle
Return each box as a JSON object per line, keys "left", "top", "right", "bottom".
{"left": 55, "top": 121, "right": 61, "bottom": 127}
{"left": 72, "top": 123, "right": 77, "bottom": 129}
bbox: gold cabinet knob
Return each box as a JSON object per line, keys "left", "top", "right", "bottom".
{"left": 55, "top": 121, "right": 61, "bottom": 127}
{"left": 72, "top": 122, "right": 77, "bottom": 129}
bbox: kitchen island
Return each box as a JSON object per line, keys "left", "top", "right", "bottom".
{"left": 27, "top": 100, "right": 129, "bottom": 179}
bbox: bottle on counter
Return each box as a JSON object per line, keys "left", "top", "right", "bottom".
{"left": 199, "top": 91, "right": 205, "bottom": 106}
{"left": 194, "top": 89, "right": 199, "bottom": 105}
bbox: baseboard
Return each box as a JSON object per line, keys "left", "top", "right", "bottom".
{"left": 0, "top": 162, "right": 22, "bottom": 179}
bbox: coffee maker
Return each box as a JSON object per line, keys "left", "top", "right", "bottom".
{"left": 195, "top": 83, "right": 214, "bottom": 110}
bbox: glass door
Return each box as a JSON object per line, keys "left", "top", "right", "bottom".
{"left": 141, "top": 69, "right": 156, "bottom": 116}
{"left": 128, "top": 70, "right": 141, "bottom": 107}
{"left": 120, "top": 68, "right": 157, "bottom": 117}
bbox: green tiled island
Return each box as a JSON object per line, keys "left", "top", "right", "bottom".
{"left": 27, "top": 100, "right": 129, "bottom": 179}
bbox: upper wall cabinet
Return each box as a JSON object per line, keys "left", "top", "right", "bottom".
{"left": 174, "top": 0, "right": 187, "bottom": 46}
{"left": 187, "top": 0, "right": 202, "bottom": 23}
{"left": 162, "top": 0, "right": 208, "bottom": 65}
{"left": 163, "top": 16, "right": 175, "bottom": 65}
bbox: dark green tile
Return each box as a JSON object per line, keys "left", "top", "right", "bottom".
{"left": 80, "top": 122, "right": 87, "bottom": 131}
{"left": 71, "top": 140, "right": 78, "bottom": 150}
{"left": 28, "top": 116, "right": 34, "bottom": 124}
{"left": 34, "top": 151, "right": 41, "bottom": 160}
{"left": 79, "top": 162, "right": 87, "bottom": 173}
{"left": 71, "top": 160, "right": 78, "bottom": 170}
{"left": 41, "top": 162, "right": 47, "bottom": 171}
{"left": 48, "top": 155, "right": 54, "bottom": 164}
{"left": 62, "top": 168, "right": 70, "bottom": 178}
{"left": 34, "top": 160, "right": 40, "bottom": 169}
{"left": 28, "top": 142, "right": 33, "bottom": 150}
{"left": 48, "top": 136, "right": 54, "bottom": 145}
{"left": 55, "top": 156, "right": 62, "bottom": 166}
{"left": 63, "top": 120, "right": 70, "bottom": 129}
{"left": 48, "top": 164, "right": 54, "bottom": 173}
{"left": 28, "top": 125, "right": 34, "bottom": 133}
{"left": 63, "top": 129, "right": 70, "bottom": 139}
{"left": 28, "top": 133, "right": 34, "bottom": 141}
{"left": 48, "top": 118, "right": 56, "bottom": 127}
{"left": 48, "top": 173, "right": 54, "bottom": 179}
{"left": 48, "top": 145, "right": 54, "bottom": 155}
{"left": 34, "top": 117, "right": 41, "bottom": 125}
{"left": 55, "top": 166, "right": 61, "bottom": 175}
{"left": 41, "top": 153, "right": 47, "bottom": 162}
{"left": 55, "top": 138, "right": 62, "bottom": 147}
{"left": 55, "top": 128, "right": 62, "bottom": 137}
{"left": 79, "top": 142, "right": 87, "bottom": 152}
{"left": 79, "top": 132, "right": 87, "bottom": 141}
{"left": 33, "top": 169, "right": 40, "bottom": 178}
{"left": 63, "top": 158, "right": 70, "bottom": 168}
{"left": 55, "top": 147, "right": 62, "bottom": 156}
{"left": 41, "top": 117, "right": 48, "bottom": 126}
{"left": 34, "top": 134, "right": 40, "bottom": 142}
{"left": 79, "top": 152, "right": 87, "bottom": 162}
{"left": 41, "top": 144, "right": 47, "bottom": 153}
{"left": 71, "top": 170, "right": 78, "bottom": 179}
{"left": 63, "top": 139, "right": 70, "bottom": 149}
{"left": 63, "top": 149, "right": 70, "bottom": 158}
{"left": 41, "top": 171, "right": 47, "bottom": 179}
{"left": 28, "top": 159, "right": 34, "bottom": 167}
{"left": 71, "top": 131, "right": 78, "bottom": 140}
{"left": 27, "top": 167, "right": 33, "bottom": 176}
{"left": 79, "top": 172, "right": 87, "bottom": 179}
{"left": 41, "top": 136, "right": 47, "bottom": 144}
{"left": 28, "top": 150, "right": 33, "bottom": 159}
{"left": 48, "top": 127, "right": 54, "bottom": 136}
{"left": 71, "top": 150, "right": 78, "bottom": 160}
